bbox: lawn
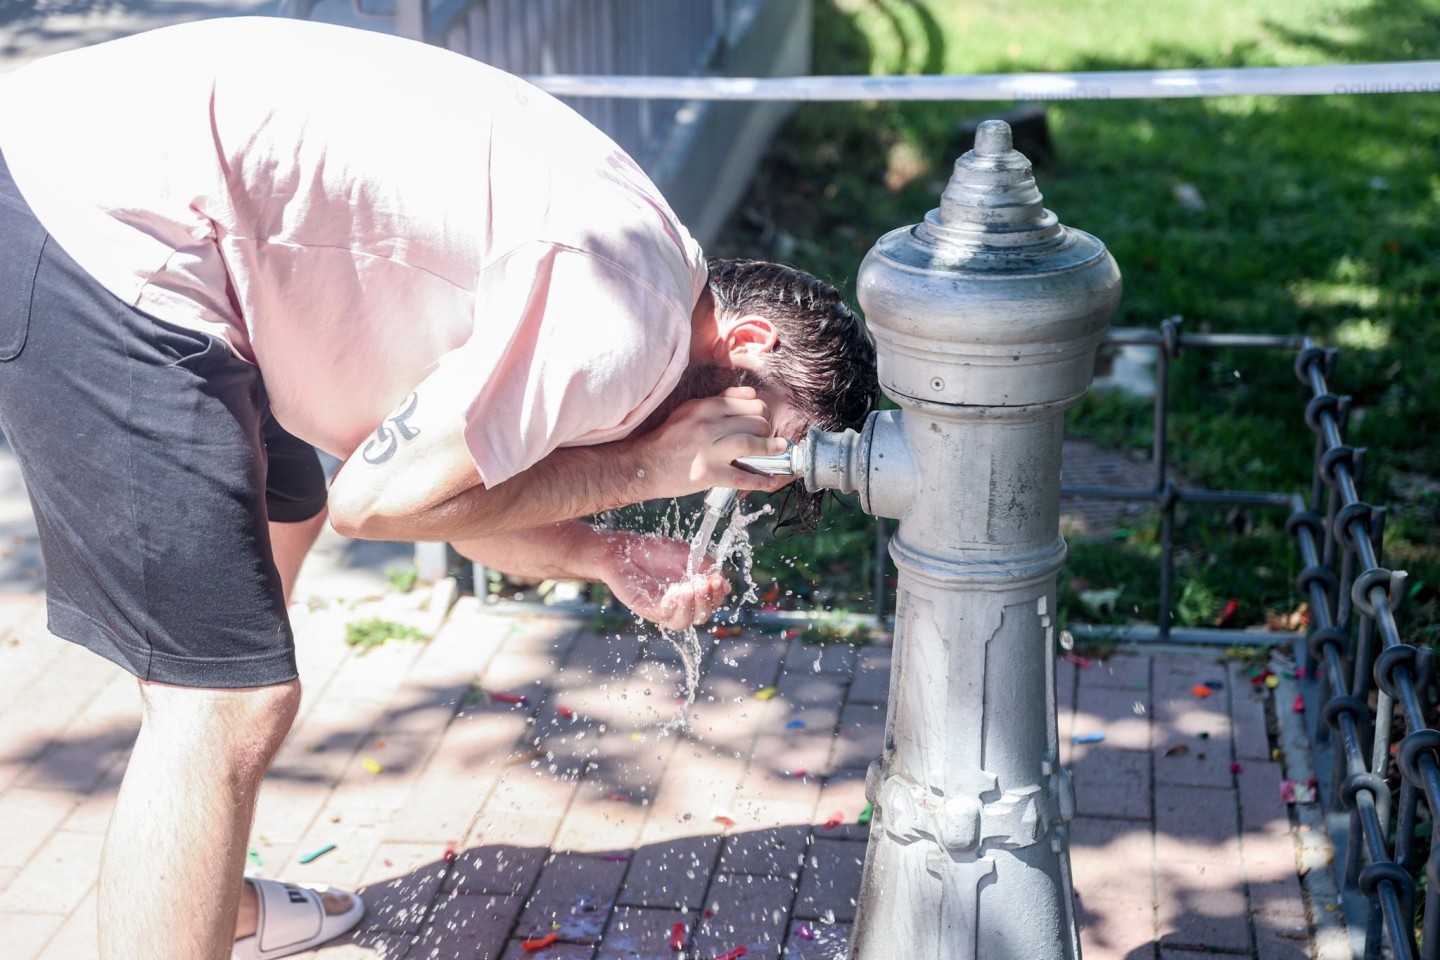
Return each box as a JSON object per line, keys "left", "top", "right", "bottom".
{"left": 705, "top": 0, "right": 1440, "bottom": 640}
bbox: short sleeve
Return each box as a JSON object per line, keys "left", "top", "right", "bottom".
{"left": 459, "top": 242, "right": 691, "bottom": 488}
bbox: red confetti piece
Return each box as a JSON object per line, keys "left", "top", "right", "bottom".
{"left": 490, "top": 690, "right": 529, "bottom": 706}
{"left": 607, "top": 792, "right": 629, "bottom": 802}
{"left": 1216, "top": 598, "right": 1239, "bottom": 626}
{"left": 443, "top": 841, "right": 457, "bottom": 863}
{"left": 522, "top": 932, "right": 559, "bottom": 951}
{"left": 712, "top": 948, "right": 748, "bottom": 960}
{"left": 669, "top": 922, "right": 687, "bottom": 951}
{"left": 796, "top": 924, "right": 815, "bottom": 941}
{"left": 1062, "top": 652, "right": 1091, "bottom": 668}
{"left": 1190, "top": 684, "right": 1213, "bottom": 698}
{"left": 713, "top": 815, "right": 735, "bottom": 828}
{"left": 792, "top": 769, "right": 807, "bottom": 778}
{"left": 1292, "top": 694, "right": 1306, "bottom": 714}
{"left": 557, "top": 705, "right": 574, "bottom": 719}
{"left": 822, "top": 811, "right": 845, "bottom": 829}
{"left": 1230, "top": 762, "right": 1243, "bottom": 774}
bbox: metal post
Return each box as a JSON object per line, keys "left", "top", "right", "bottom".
{"left": 802, "top": 120, "right": 1120, "bottom": 959}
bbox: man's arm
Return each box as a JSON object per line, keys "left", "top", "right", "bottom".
{"left": 327, "top": 366, "right": 789, "bottom": 543}
{"left": 451, "top": 522, "right": 731, "bottom": 631}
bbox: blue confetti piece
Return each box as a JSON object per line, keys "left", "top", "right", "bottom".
{"left": 1204, "top": 680, "right": 1224, "bottom": 690}
{"left": 786, "top": 719, "right": 806, "bottom": 729}
{"left": 1072, "top": 732, "right": 1105, "bottom": 744}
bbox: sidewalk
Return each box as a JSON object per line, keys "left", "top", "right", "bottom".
{"left": 0, "top": 524, "right": 1332, "bottom": 958}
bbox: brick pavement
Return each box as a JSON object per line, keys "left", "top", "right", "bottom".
{"left": 0, "top": 548, "right": 1328, "bottom": 958}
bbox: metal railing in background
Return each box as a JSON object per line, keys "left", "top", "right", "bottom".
{"left": 1290, "top": 345, "right": 1431, "bottom": 960}
{"left": 1060, "top": 317, "right": 1310, "bottom": 644}
{"left": 1054, "top": 320, "right": 1430, "bottom": 959}
{"left": 287, "top": 0, "right": 733, "bottom": 171}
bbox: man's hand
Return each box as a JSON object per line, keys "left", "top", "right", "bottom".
{"left": 634, "top": 386, "right": 792, "bottom": 501}
{"left": 597, "top": 531, "right": 731, "bottom": 632}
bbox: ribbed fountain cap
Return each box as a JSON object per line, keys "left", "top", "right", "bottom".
{"left": 914, "top": 119, "right": 1066, "bottom": 260}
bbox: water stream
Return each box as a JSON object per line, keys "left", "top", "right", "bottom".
{"left": 658, "top": 496, "right": 773, "bottom": 730}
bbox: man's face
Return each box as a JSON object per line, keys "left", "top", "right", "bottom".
{"left": 756, "top": 384, "right": 806, "bottom": 444}
{"left": 645, "top": 365, "right": 805, "bottom": 443}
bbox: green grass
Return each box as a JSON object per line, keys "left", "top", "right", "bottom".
{"left": 709, "top": 0, "right": 1440, "bottom": 638}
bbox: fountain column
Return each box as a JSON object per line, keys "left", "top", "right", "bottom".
{"left": 804, "top": 119, "right": 1122, "bottom": 959}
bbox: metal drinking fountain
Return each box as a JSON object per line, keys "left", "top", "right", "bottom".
{"left": 778, "top": 119, "right": 1121, "bottom": 958}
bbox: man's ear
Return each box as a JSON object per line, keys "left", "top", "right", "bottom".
{"left": 715, "top": 314, "right": 778, "bottom": 368}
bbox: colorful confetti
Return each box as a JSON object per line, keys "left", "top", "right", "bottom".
{"left": 753, "top": 686, "right": 778, "bottom": 701}
{"left": 361, "top": 758, "right": 383, "bottom": 774}
{"left": 522, "top": 932, "right": 559, "bottom": 951}
{"left": 297, "top": 843, "right": 335, "bottom": 864}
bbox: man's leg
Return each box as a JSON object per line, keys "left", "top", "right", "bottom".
{"left": 100, "top": 680, "right": 300, "bottom": 960}
{"left": 269, "top": 507, "right": 329, "bottom": 603}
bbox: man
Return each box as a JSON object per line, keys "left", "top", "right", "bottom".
{"left": 0, "top": 15, "right": 877, "bottom": 960}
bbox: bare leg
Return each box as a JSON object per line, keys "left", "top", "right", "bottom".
{"left": 269, "top": 506, "right": 328, "bottom": 603}
{"left": 99, "top": 680, "right": 301, "bottom": 960}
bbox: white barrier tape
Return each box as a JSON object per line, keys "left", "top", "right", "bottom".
{"left": 528, "top": 60, "right": 1440, "bottom": 101}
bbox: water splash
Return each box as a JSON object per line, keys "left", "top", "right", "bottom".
{"left": 659, "top": 499, "right": 774, "bottom": 731}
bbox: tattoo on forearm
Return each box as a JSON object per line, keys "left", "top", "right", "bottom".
{"left": 361, "top": 392, "right": 421, "bottom": 464}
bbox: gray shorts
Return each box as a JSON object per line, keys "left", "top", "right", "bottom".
{"left": 0, "top": 148, "right": 326, "bottom": 688}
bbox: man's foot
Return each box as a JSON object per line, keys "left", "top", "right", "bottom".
{"left": 234, "top": 879, "right": 357, "bottom": 940}
{"left": 232, "top": 877, "right": 365, "bottom": 959}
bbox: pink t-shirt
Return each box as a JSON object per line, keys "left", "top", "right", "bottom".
{"left": 0, "top": 17, "right": 706, "bottom": 486}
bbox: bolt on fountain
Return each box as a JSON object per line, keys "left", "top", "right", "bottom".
{"left": 776, "top": 119, "right": 1121, "bottom": 958}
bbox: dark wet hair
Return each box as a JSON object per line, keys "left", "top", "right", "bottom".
{"left": 706, "top": 258, "right": 879, "bottom": 527}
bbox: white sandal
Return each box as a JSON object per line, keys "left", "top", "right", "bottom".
{"left": 232, "top": 877, "right": 366, "bottom": 960}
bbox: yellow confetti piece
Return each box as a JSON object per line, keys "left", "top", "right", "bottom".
{"left": 1264, "top": 675, "right": 1279, "bottom": 689}
{"left": 362, "top": 758, "right": 383, "bottom": 774}
{"left": 754, "top": 686, "right": 778, "bottom": 701}
{"left": 631, "top": 732, "right": 642, "bottom": 741}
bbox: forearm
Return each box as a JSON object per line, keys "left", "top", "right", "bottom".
{"left": 451, "top": 520, "right": 615, "bottom": 584}
{"left": 338, "top": 440, "right": 650, "bottom": 543}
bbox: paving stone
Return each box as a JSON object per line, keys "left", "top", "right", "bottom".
{"left": 1070, "top": 747, "right": 1151, "bottom": 820}
{"left": 16, "top": 672, "right": 139, "bottom": 794}
{"left": 783, "top": 638, "right": 858, "bottom": 678}
{"left": 0, "top": 830, "right": 96, "bottom": 915}
{"left": 447, "top": 842, "right": 548, "bottom": 898}
{"left": 846, "top": 645, "right": 892, "bottom": 705}
{"left": 1229, "top": 661, "right": 1275, "bottom": 761}
{"left": 1153, "top": 729, "right": 1237, "bottom": 789}
{"left": 694, "top": 872, "right": 794, "bottom": 956}
{"left": 1155, "top": 860, "right": 1251, "bottom": 953}
{"left": 1075, "top": 680, "right": 1152, "bottom": 751}
{"left": 0, "top": 646, "right": 119, "bottom": 794}
{"left": 34, "top": 887, "right": 96, "bottom": 960}
{"left": 410, "top": 891, "right": 523, "bottom": 960}
{"left": 1154, "top": 784, "right": 1241, "bottom": 864}
{"left": 357, "top": 841, "right": 451, "bottom": 934}
{"left": 592, "top": 904, "right": 691, "bottom": 959}
{"left": 773, "top": 672, "right": 847, "bottom": 734}
{"left": 0, "top": 910, "right": 64, "bottom": 960}
{"left": 814, "top": 772, "right": 871, "bottom": 842}
{"left": 793, "top": 838, "right": 866, "bottom": 922}
{"left": 1083, "top": 655, "right": 1152, "bottom": 692}
{"left": 1076, "top": 896, "right": 1156, "bottom": 960}
{"left": 1069, "top": 816, "right": 1153, "bottom": 904}
{"left": 497, "top": 940, "right": 592, "bottom": 960}
{"left": 1238, "top": 760, "right": 1294, "bottom": 837}
{"left": 0, "top": 789, "right": 80, "bottom": 869}
{"left": 618, "top": 836, "right": 718, "bottom": 911}
{"left": 782, "top": 919, "right": 851, "bottom": 958}
{"left": 720, "top": 825, "right": 810, "bottom": 879}
{"left": 1255, "top": 911, "right": 1312, "bottom": 959}
{"left": 519, "top": 853, "right": 628, "bottom": 939}
{"left": 830, "top": 702, "right": 884, "bottom": 772}
{"left": 706, "top": 636, "right": 788, "bottom": 690}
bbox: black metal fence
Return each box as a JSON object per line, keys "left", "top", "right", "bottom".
{"left": 1058, "top": 319, "right": 1431, "bottom": 958}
